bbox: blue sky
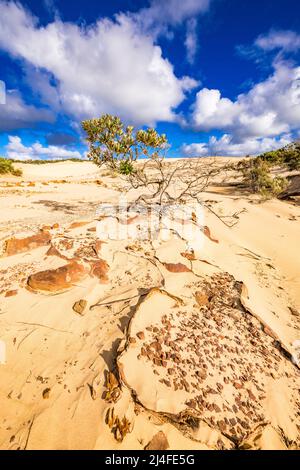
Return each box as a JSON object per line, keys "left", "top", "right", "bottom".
{"left": 0, "top": 0, "right": 299, "bottom": 159}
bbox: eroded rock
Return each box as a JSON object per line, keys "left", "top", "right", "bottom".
{"left": 90, "top": 259, "right": 109, "bottom": 283}
{"left": 4, "top": 231, "right": 51, "bottom": 256}
{"left": 164, "top": 263, "right": 191, "bottom": 273}
{"left": 27, "top": 261, "right": 87, "bottom": 293}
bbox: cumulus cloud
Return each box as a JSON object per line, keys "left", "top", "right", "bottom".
{"left": 0, "top": 1, "right": 200, "bottom": 126}
{"left": 192, "top": 61, "right": 300, "bottom": 139}
{"left": 6, "top": 136, "right": 82, "bottom": 160}
{"left": 188, "top": 28, "right": 300, "bottom": 157}
{"left": 0, "top": 90, "right": 54, "bottom": 131}
{"left": 182, "top": 133, "right": 292, "bottom": 157}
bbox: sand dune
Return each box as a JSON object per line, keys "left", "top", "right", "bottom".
{"left": 0, "top": 160, "right": 300, "bottom": 450}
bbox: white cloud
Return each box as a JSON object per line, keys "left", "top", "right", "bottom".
{"left": 185, "top": 18, "right": 198, "bottom": 64}
{"left": 192, "top": 61, "right": 300, "bottom": 139}
{"left": 131, "top": 0, "right": 207, "bottom": 64}
{"left": 0, "top": 90, "right": 54, "bottom": 131}
{"left": 6, "top": 136, "right": 82, "bottom": 160}
{"left": 132, "top": 0, "right": 210, "bottom": 33}
{"left": 255, "top": 30, "right": 300, "bottom": 53}
{"left": 182, "top": 133, "right": 292, "bottom": 157}
{"left": 188, "top": 28, "right": 300, "bottom": 158}
{"left": 0, "top": 1, "right": 200, "bottom": 126}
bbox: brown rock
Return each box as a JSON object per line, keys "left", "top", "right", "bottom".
{"left": 4, "top": 231, "right": 51, "bottom": 256}
{"left": 46, "top": 245, "right": 68, "bottom": 260}
{"left": 180, "top": 251, "right": 196, "bottom": 261}
{"left": 73, "top": 299, "right": 87, "bottom": 315}
{"left": 129, "top": 337, "right": 137, "bottom": 344}
{"left": 195, "top": 291, "right": 209, "bottom": 307}
{"left": 5, "top": 290, "right": 18, "bottom": 298}
{"left": 136, "top": 331, "right": 145, "bottom": 340}
{"left": 164, "top": 263, "right": 191, "bottom": 273}
{"left": 42, "top": 388, "right": 51, "bottom": 399}
{"left": 27, "top": 261, "right": 87, "bottom": 293}
{"left": 144, "top": 431, "right": 169, "bottom": 450}
{"left": 233, "top": 382, "right": 243, "bottom": 390}
{"left": 90, "top": 259, "right": 109, "bottom": 283}
{"left": 163, "top": 379, "right": 171, "bottom": 387}
{"left": 196, "top": 369, "right": 207, "bottom": 380}
{"left": 203, "top": 226, "right": 219, "bottom": 243}
{"left": 218, "top": 420, "right": 227, "bottom": 432}
{"left": 150, "top": 341, "right": 162, "bottom": 352}
{"left": 69, "top": 221, "right": 90, "bottom": 229}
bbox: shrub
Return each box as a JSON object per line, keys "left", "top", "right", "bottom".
{"left": 82, "top": 114, "right": 167, "bottom": 173}
{"left": 0, "top": 158, "right": 23, "bottom": 176}
{"left": 238, "top": 158, "right": 288, "bottom": 197}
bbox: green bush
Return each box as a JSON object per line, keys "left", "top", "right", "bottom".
{"left": 0, "top": 158, "right": 23, "bottom": 176}
{"left": 238, "top": 158, "right": 288, "bottom": 197}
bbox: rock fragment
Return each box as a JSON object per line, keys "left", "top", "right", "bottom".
{"left": 73, "top": 299, "right": 87, "bottom": 315}
{"left": 144, "top": 431, "right": 169, "bottom": 450}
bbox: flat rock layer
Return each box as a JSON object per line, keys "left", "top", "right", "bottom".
{"left": 3, "top": 231, "right": 51, "bottom": 256}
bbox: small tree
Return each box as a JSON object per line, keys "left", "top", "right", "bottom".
{"left": 83, "top": 114, "right": 242, "bottom": 227}
{"left": 82, "top": 114, "right": 167, "bottom": 174}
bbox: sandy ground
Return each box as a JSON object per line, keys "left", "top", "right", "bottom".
{"left": 0, "top": 160, "right": 299, "bottom": 450}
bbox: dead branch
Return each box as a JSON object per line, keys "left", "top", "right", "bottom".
{"left": 120, "top": 157, "right": 241, "bottom": 228}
